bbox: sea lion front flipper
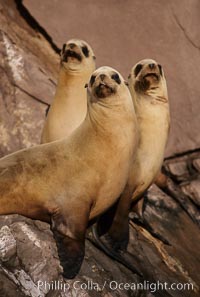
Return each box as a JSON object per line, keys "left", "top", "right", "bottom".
{"left": 51, "top": 229, "right": 85, "bottom": 279}
{"left": 50, "top": 206, "right": 90, "bottom": 279}
{"left": 104, "top": 184, "right": 132, "bottom": 250}
{"left": 94, "top": 202, "right": 118, "bottom": 237}
{"left": 90, "top": 186, "right": 143, "bottom": 276}
{"left": 93, "top": 184, "right": 131, "bottom": 250}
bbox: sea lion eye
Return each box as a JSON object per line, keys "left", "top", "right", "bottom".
{"left": 158, "top": 64, "right": 163, "bottom": 76}
{"left": 111, "top": 73, "right": 121, "bottom": 84}
{"left": 134, "top": 64, "right": 143, "bottom": 77}
{"left": 82, "top": 46, "right": 89, "bottom": 57}
{"left": 90, "top": 75, "right": 96, "bottom": 86}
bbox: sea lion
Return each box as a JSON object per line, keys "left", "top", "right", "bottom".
{"left": 93, "top": 59, "right": 170, "bottom": 264}
{"left": 128, "top": 59, "right": 170, "bottom": 202}
{"left": 0, "top": 66, "right": 138, "bottom": 279}
{"left": 41, "top": 39, "right": 96, "bottom": 143}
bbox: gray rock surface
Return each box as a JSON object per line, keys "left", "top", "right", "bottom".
{"left": 0, "top": 0, "right": 58, "bottom": 157}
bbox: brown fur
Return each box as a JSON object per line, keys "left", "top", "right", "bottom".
{"left": 0, "top": 66, "right": 138, "bottom": 278}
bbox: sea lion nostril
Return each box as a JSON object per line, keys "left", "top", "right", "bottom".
{"left": 100, "top": 74, "right": 106, "bottom": 81}
{"left": 149, "top": 63, "right": 155, "bottom": 70}
{"left": 68, "top": 43, "right": 76, "bottom": 49}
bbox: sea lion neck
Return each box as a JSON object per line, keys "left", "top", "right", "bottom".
{"left": 86, "top": 91, "right": 135, "bottom": 135}
{"left": 144, "top": 81, "right": 168, "bottom": 104}
{"left": 131, "top": 84, "right": 168, "bottom": 111}
{"left": 57, "top": 67, "right": 93, "bottom": 91}
{"left": 60, "top": 60, "right": 95, "bottom": 78}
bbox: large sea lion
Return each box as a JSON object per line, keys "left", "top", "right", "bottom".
{"left": 41, "top": 39, "right": 96, "bottom": 143}
{"left": 0, "top": 66, "right": 138, "bottom": 279}
{"left": 93, "top": 59, "right": 170, "bottom": 268}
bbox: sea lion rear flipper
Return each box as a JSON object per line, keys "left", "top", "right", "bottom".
{"left": 51, "top": 206, "right": 90, "bottom": 279}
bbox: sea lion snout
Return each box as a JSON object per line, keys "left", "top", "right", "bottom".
{"left": 68, "top": 43, "right": 76, "bottom": 49}
{"left": 141, "top": 63, "right": 160, "bottom": 79}
{"left": 145, "top": 62, "right": 162, "bottom": 78}
{"left": 92, "top": 72, "right": 116, "bottom": 99}
{"left": 143, "top": 63, "right": 161, "bottom": 84}
{"left": 61, "top": 40, "right": 90, "bottom": 63}
{"left": 61, "top": 42, "right": 82, "bottom": 63}
{"left": 132, "top": 60, "right": 164, "bottom": 92}
{"left": 62, "top": 49, "right": 82, "bottom": 63}
{"left": 94, "top": 81, "right": 114, "bottom": 98}
{"left": 100, "top": 74, "right": 106, "bottom": 81}
{"left": 88, "top": 67, "right": 127, "bottom": 101}
{"left": 148, "top": 63, "right": 156, "bottom": 70}
{"left": 133, "top": 60, "right": 162, "bottom": 79}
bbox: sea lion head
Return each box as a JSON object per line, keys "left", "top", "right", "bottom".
{"left": 128, "top": 59, "right": 168, "bottom": 103}
{"left": 60, "top": 39, "right": 96, "bottom": 72}
{"left": 86, "top": 66, "right": 128, "bottom": 103}
{"left": 86, "top": 66, "right": 136, "bottom": 133}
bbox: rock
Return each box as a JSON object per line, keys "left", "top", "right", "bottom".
{"left": 0, "top": 216, "right": 61, "bottom": 297}
{"left": 0, "top": 215, "right": 142, "bottom": 297}
{"left": 193, "top": 158, "right": 200, "bottom": 173}
{"left": 128, "top": 185, "right": 200, "bottom": 297}
{"left": 0, "top": 0, "right": 59, "bottom": 157}
{"left": 165, "top": 160, "right": 189, "bottom": 182}
{"left": 164, "top": 151, "right": 200, "bottom": 182}
{"left": 0, "top": 226, "right": 16, "bottom": 262}
{"left": 0, "top": 270, "right": 26, "bottom": 297}
{"left": 181, "top": 179, "right": 200, "bottom": 207}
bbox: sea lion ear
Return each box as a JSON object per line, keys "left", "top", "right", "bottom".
{"left": 128, "top": 74, "right": 131, "bottom": 79}
{"left": 124, "top": 81, "right": 129, "bottom": 86}
{"left": 84, "top": 83, "right": 88, "bottom": 88}
{"left": 93, "top": 56, "right": 96, "bottom": 60}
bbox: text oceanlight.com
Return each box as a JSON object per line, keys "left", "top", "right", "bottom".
{"left": 37, "top": 280, "right": 194, "bottom": 293}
